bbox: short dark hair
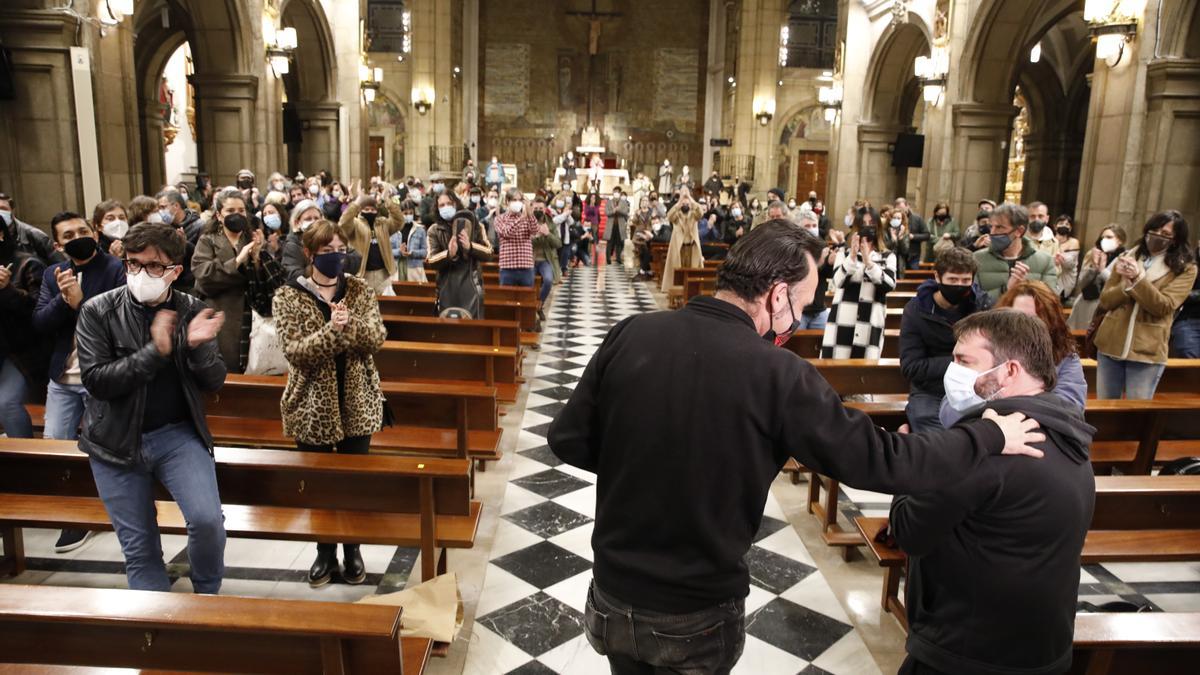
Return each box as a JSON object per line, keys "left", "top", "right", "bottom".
{"left": 50, "top": 211, "right": 88, "bottom": 241}
{"left": 934, "top": 247, "right": 978, "bottom": 277}
{"left": 716, "top": 220, "right": 824, "bottom": 302}
{"left": 0, "top": 192, "right": 13, "bottom": 208}
{"left": 992, "top": 203, "right": 1029, "bottom": 230}
{"left": 953, "top": 309, "right": 1058, "bottom": 389}
{"left": 90, "top": 199, "right": 125, "bottom": 229}
{"left": 123, "top": 222, "right": 186, "bottom": 264}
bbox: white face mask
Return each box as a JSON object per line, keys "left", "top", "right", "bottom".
{"left": 652, "top": 222, "right": 663, "bottom": 233}
{"left": 0, "top": 210, "right": 12, "bottom": 226}
{"left": 844, "top": 214, "right": 854, "bottom": 227}
{"left": 438, "top": 205, "right": 457, "bottom": 220}
{"left": 731, "top": 208, "right": 742, "bottom": 218}
{"left": 308, "top": 184, "right": 320, "bottom": 196}
{"left": 508, "top": 201, "right": 524, "bottom": 214}
{"left": 126, "top": 268, "right": 172, "bottom": 305}
{"left": 102, "top": 219, "right": 129, "bottom": 240}
{"left": 943, "top": 362, "right": 1006, "bottom": 412}
{"left": 555, "top": 200, "right": 565, "bottom": 209}
{"left": 299, "top": 218, "right": 319, "bottom": 231}
{"left": 805, "top": 226, "right": 819, "bottom": 238}
{"left": 1100, "top": 237, "right": 1119, "bottom": 253}
{"left": 470, "top": 195, "right": 481, "bottom": 204}
{"left": 890, "top": 218, "right": 902, "bottom": 228}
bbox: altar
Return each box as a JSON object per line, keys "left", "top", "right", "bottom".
{"left": 554, "top": 167, "right": 629, "bottom": 195}
{"left": 552, "top": 125, "right": 629, "bottom": 195}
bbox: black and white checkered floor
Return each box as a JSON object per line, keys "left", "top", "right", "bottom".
{"left": 463, "top": 265, "right": 877, "bottom": 674}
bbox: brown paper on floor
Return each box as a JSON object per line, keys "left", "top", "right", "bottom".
{"left": 356, "top": 572, "right": 464, "bottom": 643}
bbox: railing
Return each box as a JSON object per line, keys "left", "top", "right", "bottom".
{"left": 429, "top": 146, "right": 468, "bottom": 173}
{"left": 716, "top": 154, "right": 757, "bottom": 184}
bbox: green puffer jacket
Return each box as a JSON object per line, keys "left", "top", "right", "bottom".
{"left": 532, "top": 229, "right": 563, "bottom": 283}
{"left": 973, "top": 236, "right": 1059, "bottom": 301}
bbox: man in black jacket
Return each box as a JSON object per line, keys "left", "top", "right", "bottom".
{"left": 75, "top": 223, "right": 228, "bottom": 594}
{"left": 899, "top": 247, "right": 990, "bottom": 432}
{"left": 549, "top": 221, "right": 1046, "bottom": 673}
{"left": 891, "top": 309, "right": 1095, "bottom": 675}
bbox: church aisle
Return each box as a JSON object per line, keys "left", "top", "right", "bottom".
{"left": 462, "top": 265, "right": 879, "bottom": 675}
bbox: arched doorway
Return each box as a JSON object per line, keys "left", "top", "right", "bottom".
{"left": 367, "top": 92, "right": 408, "bottom": 181}
{"left": 775, "top": 104, "right": 832, "bottom": 199}
{"left": 280, "top": 0, "right": 339, "bottom": 178}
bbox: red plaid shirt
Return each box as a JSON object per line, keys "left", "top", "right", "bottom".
{"left": 493, "top": 210, "right": 540, "bottom": 269}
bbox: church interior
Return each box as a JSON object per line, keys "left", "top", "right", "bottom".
{"left": 0, "top": 0, "right": 1199, "bottom": 673}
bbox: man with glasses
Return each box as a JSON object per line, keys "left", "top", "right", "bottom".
{"left": 75, "top": 222, "right": 228, "bottom": 594}
{"left": 33, "top": 212, "right": 127, "bottom": 553}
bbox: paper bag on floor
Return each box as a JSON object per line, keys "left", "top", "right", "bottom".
{"left": 356, "top": 572, "right": 463, "bottom": 643}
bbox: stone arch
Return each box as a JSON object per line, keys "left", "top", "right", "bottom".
{"left": 862, "top": 21, "right": 931, "bottom": 126}
{"left": 280, "top": 0, "right": 340, "bottom": 177}
{"left": 367, "top": 89, "right": 408, "bottom": 180}
{"left": 959, "top": 0, "right": 1081, "bottom": 106}
{"left": 774, "top": 101, "right": 832, "bottom": 196}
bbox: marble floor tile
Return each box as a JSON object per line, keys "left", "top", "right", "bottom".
{"left": 547, "top": 521, "right": 595, "bottom": 562}
{"left": 811, "top": 629, "right": 884, "bottom": 675}
{"left": 475, "top": 564, "right": 540, "bottom": 617}
{"left": 542, "top": 569, "right": 593, "bottom": 615}
{"left": 551, "top": 484, "right": 597, "bottom": 519}
{"left": 508, "top": 452, "right": 555, "bottom": 481}
{"left": 517, "top": 445, "right": 562, "bottom": 468}
{"left": 490, "top": 519, "right": 546, "bottom": 561}
{"left": 745, "top": 597, "right": 854, "bottom": 661}
{"left": 535, "top": 634, "right": 612, "bottom": 675}
{"left": 552, "top": 462, "right": 597, "bottom": 485}
{"left": 503, "top": 501, "right": 594, "bottom": 539}
{"left": 1143, "top": 592, "right": 1200, "bottom": 612}
{"left": 491, "top": 541, "right": 593, "bottom": 590}
{"left": 1101, "top": 561, "right": 1200, "bottom": 583}
{"left": 462, "top": 624, "right": 535, "bottom": 675}
{"left": 755, "top": 524, "right": 818, "bottom": 567}
{"left": 512, "top": 468, "right": 592, "bottom": 499}
{"left": 732, "top": 635, "right": 809, "bottom": 675}
{"left": 782, "top": 572, "right": 854, "bottom": 624}
{"left": 476, "top": 591, "right": 586, "bottom": 658}
{"left": 499, "top": 484, "right": 549, "bottom": 516}
{"left": 746, "top": 545, "right": 817, "bottom": 595}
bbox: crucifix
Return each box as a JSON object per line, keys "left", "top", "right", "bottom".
{"left": 566, "top": 0, "right": 623, "bottom": 126}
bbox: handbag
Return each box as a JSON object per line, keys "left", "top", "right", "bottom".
{"left": 245, "top": 311, "right": 289, "bottom": 375}
{"left": 1083, "top": 306, "right": 1107, "bottom": 359}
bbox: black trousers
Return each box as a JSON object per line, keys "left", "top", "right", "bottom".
{"left": 296, "top": 435, "right": 371, "bottom": 555}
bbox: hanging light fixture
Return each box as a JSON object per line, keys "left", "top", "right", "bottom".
{"left": 818, "top": 81, "right": 843, "bottom": 123}
{"left": 100, "top": 0, "right": 134, "bottom": 25}
{"left": 265, "top": 25, "right": 298, "bottom": 78}
{"left": 1029, "top": 42, "right": 1042, "bottom": 63}
{"left": 1084, "top": 0, "right": 1142, "bottom": 67}
{"left": 360, "top": 64, "right": 383, "bottom": 104}
{"left": 914, "top": 42, "right": 949, "bottom": 106}
{"left": 753, "top": 97, "right": 776, "bottom": 126}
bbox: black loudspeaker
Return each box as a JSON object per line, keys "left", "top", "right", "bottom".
{"left": 0, "top": 46, "right": 16, "bottom": 101}
{"left": 892, "top": 133, "right": 925, "bottom": 168}
{"left": 282, "top": 104, "right": 302, "bottom": 144}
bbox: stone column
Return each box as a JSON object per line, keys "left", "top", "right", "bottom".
{"left": 947, "top": 103, "right": 1017, "bottom": 223}
{"left": 856, "top": 123, "right": 908, "bottom": 208}
{"left": 1136, "top": 59, "right": 1200, "bottom": 226}
{"left": 190, "top": 73, "right": 260, "bottom": 185}
{"left": 825, "top": 0, "right": 872, "bottom": 214}
{"left": 88, "top": 14, "right": 141, "bottom": 200}
{"left": 700, "top": 0, "right": 728, "bottom": 178}
{"left": 462, "top": 0, "right": 480, "bottom": 159}
{"left": 731, "top": 0, "right": 784, "bottom": 190}
{"left": 408, "top": 0, "right": 455, "bottom": 178}
{"left": 1021, "top": 133, "right": 1082, "bottom": 217}
{"left": 292, "top": 101, "right": 342, "bottom": 179}
{"left": 139, "top": 97, "right": 168, "bottom": 194}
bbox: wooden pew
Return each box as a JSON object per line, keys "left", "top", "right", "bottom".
{"left": 391, "top": 281, "right": 537, "bottom": 305}
{"left": 0, "top": 439, "right": 480, "bottom": 581}
{"left": 797, "top": 399, "right": 1200, "bottom": 557}
{"left": 0, "top": 585, "right": 432, "bottom": 674}
{"left": 424, "top": 268, "right": 502, "bottom": 285}
{"left": 784, "top": 329, "right": 1089, "bottom": 359}
{"left": 1070, "top": 612, "right": 1200, "bottom": 675}
{"left": 373, "top": 340, "right": 520, "bottom": 404}
{"left": 650, "top": 242, "right": 668, "bottom": 280}
{"left": 383, "top": 315, "right": 521, "bottom": 352}
{"left": 207, "top": 374, "right": 502, "bottom": 463}
{"left": 856, "top": 475, "right": 1200, "bottom": 633}
{"left": 378, "top": 295, "right": 538, "bottom": 337}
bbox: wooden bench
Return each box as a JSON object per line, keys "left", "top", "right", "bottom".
{"left": 424, "top": 268, "right": 506, "bottom": 285}
{"left": 1070, "top": 612, "right": 1200, "bottom": 674}
{"left": 373, "top": 340, "right": 520, "bottom": 404}
{"left": 0, "top": 439, "right": 480, "bottom": 581}
{"left": 856, "top": 475, "right": 1200, "bottom": 633}
{"left": 383, "top": 314, "right": 521, "bottom": 356}
{"left": 378, "top": 295, "right": 539, "bottom": 338}
{"left": 391, "top": 280, "right": 537, "bottom": 305}
{"left": 784, "top": 329, "right": 1089, "bottom": 359}
{"left": 207, "top": 374, "right": 502, "bottom": 464}
{"left": 650, "top": 242, "right": 668, "bottom": 280}
{"left": 0, "top": 584, "right": 432, "bottom": 674}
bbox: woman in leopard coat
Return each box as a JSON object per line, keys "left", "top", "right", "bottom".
{"left": 272, "top": 219, "right": 387, "bottom": 588}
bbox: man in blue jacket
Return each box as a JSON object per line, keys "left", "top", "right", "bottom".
{"left": 898, "top": 247, "right": 991, "bottom": 432}
{"left": 34, "top": 211, "right": 126, "bottom": 552}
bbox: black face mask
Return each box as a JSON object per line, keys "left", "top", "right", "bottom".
{"left": 63, "top": 236, "right": 98, "bottom": 261}
{"left": 762, "top": 289, "right": 800, "bottom": 347}
{"left": 223, "top": 214, "right": 247, "bottom": 233}
{"left": 860, "top": 227, "right": 877, "bottom": 242}
{"left": 978, "top": 223, "right": 992, "bottom": 235}
{"left": 938, "top": 282, "right": 972, "bottom": 305}
{"left": 363, "top": 212, "right": 378, "bottom": 227}
{"left": 935, "top": 214, "right": 949, "bottom": 221}
{"left": 1030, "top": 222, "right": 1046, "bottom": 234}
{"left": 1056, "top": 226, "right": 1072, "bottom": 236}
{"left": 681, "top": 205, "right": 691, "bottom": 214}
{"left": 237, "top": 179, "right": 253, "bottom": 190}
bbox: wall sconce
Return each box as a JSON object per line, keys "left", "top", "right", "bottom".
{"left": 412, "top": 87, "right": 433, "bottom": 115}
{"left": 99, "top": 0, "right": 134, "bottom": 26}
{"left": 265, "top": 26, "right": 297, "bottom": 77}
{"left": 1084, "top": 0, "right": 1141, "bottom": 67}
{"left": 818, "top": 81, "right": 843, "bottom": 123}
{"left": 753, "top": 98, "right": 776, "bottom": 126}
{"left": 914, "top": 42, "right": 949, "bottom": 105}
{"left": 359, "top": 64, "right": 383, "bottom": 103}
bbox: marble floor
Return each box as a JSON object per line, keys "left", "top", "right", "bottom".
{"left": 5, "top": 261, "right": 1198, "bottom": 675}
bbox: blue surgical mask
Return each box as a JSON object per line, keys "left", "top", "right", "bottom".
{"left": 438, "top": 205, "right": 457, "bottom": 221}
{"left": 432, "top": 183, "right": 445, "bottom": 194}
{"left": 263, "top": 213, "right": 282, "bottom": 231}
{"left": 158, "top": 209, "right": 173, "bottom": 224}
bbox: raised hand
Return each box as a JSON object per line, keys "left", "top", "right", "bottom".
{"left": 151, "top": 309, "right": 178, "bottom": 357}
{"left": 330, "top": 302, "right": 349, "bottom": 332}
{"left": 56, "top": 267, "right": 84, "bottom": 309}
{"left": 186, "top": 308, "right": 225, "bottom": 349}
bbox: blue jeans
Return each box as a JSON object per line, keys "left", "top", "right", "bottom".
{"left": 1096, "top": 353, "right": 1166, "bottom": 400}
{"left": 584, "top": 581, "right": 745, "bottom": 674}
{"left": 905, "top": 391, "right": 945, "bottom": 433}
{"left": 560, "top": 243, "right": 575, "bottom": 274}
{"left": 799, "top": 308, "right": 830, "bottom": 331}
{"left": 499, "top": 267, "right": 535, "bottom": 288}
{"left": 0, "top": 357, "right": 31, "bottom": 438}
{"left": 90, "top": 422, "right": 226, "bottom": 593}
{"left": 1170, "top": 318, "right": 1200, "bottom": 358}
{"left": 534, "top": 260, "right": 556, "bottom": 303}
{"left": 43, "top": 380, "right": 90, "bottom": 440}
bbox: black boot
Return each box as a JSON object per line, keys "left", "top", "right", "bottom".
{"left": 342, "top": 544, "right": 366, "bottom": 585}
{"left": 309, "top": 544, "right": 338, "bottom": 587}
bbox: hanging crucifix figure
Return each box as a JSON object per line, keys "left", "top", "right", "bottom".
{"left": 566, "top": 0, "right": 622, "bottom": 126}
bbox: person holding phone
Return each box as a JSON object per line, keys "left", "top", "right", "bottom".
{"left": 426, "top": 207, "right": 493, "bottom": 318}
{"left": 821, "top": 207, "right": 898, "bottom": 360}
{"left": 191, "top": 189, "right": 286, "bottom": 373}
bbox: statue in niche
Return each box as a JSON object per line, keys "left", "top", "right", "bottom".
{"left": 558, "top": 55, "right": 573, "bottom": 109}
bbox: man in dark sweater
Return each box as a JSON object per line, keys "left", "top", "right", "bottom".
{"left": 549, "top": 220, "right": 1047, "bottom": 673}
{"left": 899, "top": 247, "right": 990, "bottom": 432}
{"left": 33, "top": 211, "right": 127, "bottom": 553}
{"left": 75, "top": 223, "right": 228, "bottom": 594}
{"left": 891, "top": 310, "right": 1095, "bottom": 675}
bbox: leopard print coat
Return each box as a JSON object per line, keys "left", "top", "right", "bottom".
{"left": 272, "top": 274, "right": 387, "bottom": 445}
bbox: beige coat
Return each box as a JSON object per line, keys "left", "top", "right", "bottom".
{"left": 339, "top": 199, "right": 404, "bottom": 277}
{"left": 661, "top": 200, "right": 702, "bottom": 293}
{"left": 1094, "top": 247, "right": 1197, "bottom": 364}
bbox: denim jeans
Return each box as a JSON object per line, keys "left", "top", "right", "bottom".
{"left": 0, "top": 357, "right": 31, "bottom": 438}
{"left": 798, "top": 308, "right": 830, "bottom": 331}
{"left": 583, "top": 580, "right": 746, "bottom": 674}
{"left": 43, "top": 380, "right": 90, "bottom": 441}
{"left": 534, "top": 260, "right": 556, "bottom": 303}
{"left": 499, "top": 267, "right": 535, "bottom": 288}
{"left": 1096, "top": 352, "right": 1166, "bottom": 400}
{"left": 1170, "top": 318, "right": 1200, "bottom": 358}
{"left": 560, "top": 243, "right": 575, "bottom": 274}
{"left": 905, "top": 391, "right": 946, "bottom": 433}
{"left": 90, "top": 422, "right": 226, "bottom": 593}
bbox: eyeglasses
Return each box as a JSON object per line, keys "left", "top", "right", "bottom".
{"left": 124, "top": 259, "right": 179, "bottom": 278}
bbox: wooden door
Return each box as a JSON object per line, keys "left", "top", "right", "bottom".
{"left": 368, "top": 136, "right": 386, "bottom": 180}
{"left": 796, "top": 151, "right": 828, "bottom": 199}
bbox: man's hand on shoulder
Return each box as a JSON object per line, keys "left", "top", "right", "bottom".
{"left": 982, "top": 408, "right": 1045, "bottom": 458}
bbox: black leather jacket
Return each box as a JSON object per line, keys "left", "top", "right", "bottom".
{"left": 75, "top": 287, "right": 227, "bottom": 466}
